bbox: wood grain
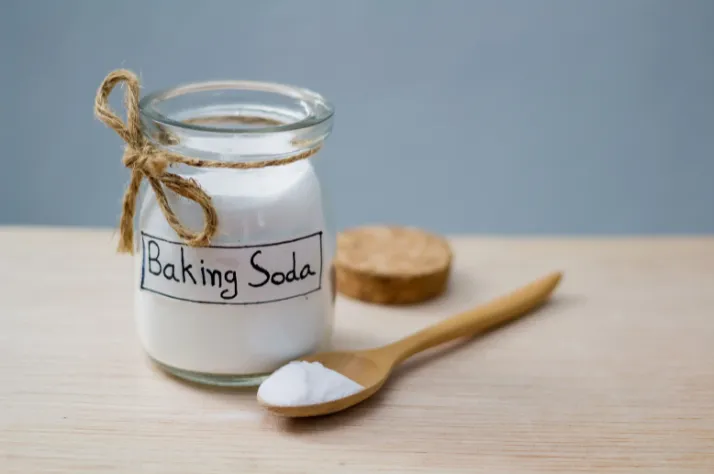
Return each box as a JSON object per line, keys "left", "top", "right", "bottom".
{"left": 1, "top": 227, "right": 713, "bottom": 473}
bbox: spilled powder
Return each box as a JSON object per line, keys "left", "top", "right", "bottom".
{"left": 257, "top": 361, "right": 364, "bottom": 407}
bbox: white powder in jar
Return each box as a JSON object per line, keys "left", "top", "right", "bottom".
{"left": 134, "top": 159, "right": 335, "bottom": 376}
{"left": 257, "top": 361, "right": 364, "bottom": 406}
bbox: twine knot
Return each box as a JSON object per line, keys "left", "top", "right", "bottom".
{"left": 123, "top": 145, "right": 169, "bottom": 178}
{"left": 94, "top": 69, "right": 222, "bottom": 253}
{"left": 94, "top": 69, "right": 323, "bottom": 255}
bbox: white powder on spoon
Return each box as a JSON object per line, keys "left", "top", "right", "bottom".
{"left": 257, "top": 361, "right": 364, "bottom": 407}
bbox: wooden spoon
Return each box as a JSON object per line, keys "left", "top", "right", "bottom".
{"left": 258, "top": 271, "right": 562, "bottom": 418}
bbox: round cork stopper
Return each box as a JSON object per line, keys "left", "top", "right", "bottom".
{"left": 335, "top": 226, "right": 452, "bottom": 305}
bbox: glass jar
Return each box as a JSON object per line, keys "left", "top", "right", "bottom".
{"left": 134, "top": 79, "right": 335, "bottom": 386}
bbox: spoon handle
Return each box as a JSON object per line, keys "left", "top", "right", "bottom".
{"left": 377, "top": 272, "right": 563, "bottom": 365}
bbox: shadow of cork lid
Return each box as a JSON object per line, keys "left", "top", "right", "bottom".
{"left": 335, "top": 225, "right": 452, "bottom": 305}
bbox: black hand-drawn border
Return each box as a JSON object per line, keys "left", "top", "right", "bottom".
{"left": 139, "top": 231, "right": 324, "bottom": 305}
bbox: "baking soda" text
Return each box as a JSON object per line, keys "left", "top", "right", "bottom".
{"left": 139, "top": 232, "right": 323, "bottom": 305}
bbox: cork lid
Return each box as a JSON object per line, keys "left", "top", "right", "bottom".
{"left": 335, "top": 226, "right": 452, "bottom": 305}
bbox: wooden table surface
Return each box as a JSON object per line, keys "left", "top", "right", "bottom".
{"left": 1, "top": 227, "right": 713, "bottom": 473}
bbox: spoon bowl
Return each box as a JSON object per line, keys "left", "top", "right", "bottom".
{"left": 259, "top": 271, "right": 562, "bottom": 418}
{"left": 258, "top": 351, "right": 389, "bottom": 417}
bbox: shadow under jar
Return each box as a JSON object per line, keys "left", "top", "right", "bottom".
{"left": 134, "top": 79, "right": 336, "bottom": 386}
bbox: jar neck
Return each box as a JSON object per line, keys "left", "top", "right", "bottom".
{"left": 142, "top": 117, "right": 332, "bottom": 163}
{"left": 138, "top": 80, "right": 333, "bottom": 163}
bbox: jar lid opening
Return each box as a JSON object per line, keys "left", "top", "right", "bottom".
{"left": 139, "top": 80, "right": 334, "bottom": 135}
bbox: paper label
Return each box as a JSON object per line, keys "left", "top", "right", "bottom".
{"left": 139, "top": 231, "right": 323, "bottom": 305}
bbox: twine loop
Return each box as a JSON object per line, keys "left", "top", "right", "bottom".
{"left": 94, "top": 69, "right": 321, "bottom": 254}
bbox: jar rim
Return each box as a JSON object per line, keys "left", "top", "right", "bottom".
{"left": 139, "top": 79, "right": 334, "bottom": 135}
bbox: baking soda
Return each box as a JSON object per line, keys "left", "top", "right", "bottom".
{"left": 134, "top": 159, "right": 335, "bottom": 375}
{"left": 257, "top": 361, "right": 364, "bottom": 406}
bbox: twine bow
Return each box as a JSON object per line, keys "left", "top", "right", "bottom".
{"left": 94, "top": 69, "right": 320, "bottom": 254}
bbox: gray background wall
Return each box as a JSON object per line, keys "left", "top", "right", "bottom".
{"left": 2, "top": 0, "right": 713, "bottom": 234}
